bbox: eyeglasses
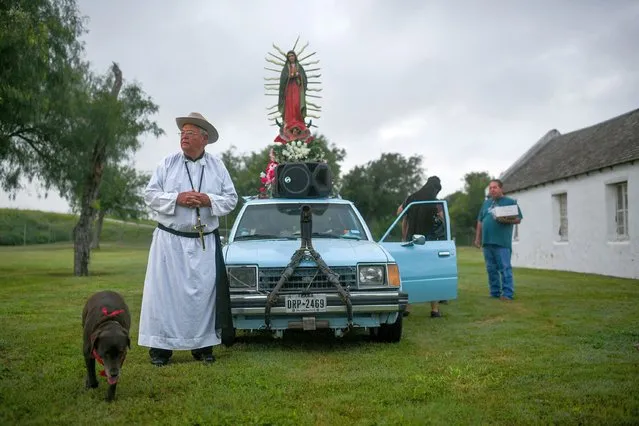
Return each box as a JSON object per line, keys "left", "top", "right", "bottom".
{"left": 178, "top": 130, "right": 198, "bottom": 136}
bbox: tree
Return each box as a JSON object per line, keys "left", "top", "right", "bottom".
{"left": 313, "top": 134, "right": 347, "bottom": 190}
{"left": 0, "top": 0, "right": 87, "bottom": 193}
{"left": 223, "top": 146, "right": 271, "bottom": 197}
{"left": 1, "top": 1, "right": 163, "bottom": 275}
{"left": 219, "top": 146, "right": 271, "bottom": 231}
{"left": 446, "top": 171, "right": 492, "bottom": 244}
{"left": 340, "top": 153, "right": 424, "bottom": 238}
{"left": 69, "top": 63, "right": 163, "bottom": 275}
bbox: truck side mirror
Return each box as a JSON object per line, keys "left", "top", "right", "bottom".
{"left": 401, "top": 234, "right": 426, "bottom": 247}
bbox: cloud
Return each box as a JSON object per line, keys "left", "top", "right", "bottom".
{"left": 377, "top": 113, "right": 429, "bottom": 142}
{"left": 1, "top": 0, "right": 638, "bottom": 213}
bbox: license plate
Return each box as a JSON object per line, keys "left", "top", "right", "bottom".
{"left": 285, "top": 294, "right": 327, "bottom": 313}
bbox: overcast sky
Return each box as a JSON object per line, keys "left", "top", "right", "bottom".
{"left": 2, "top": 0, "right": 638, "bottom": 213}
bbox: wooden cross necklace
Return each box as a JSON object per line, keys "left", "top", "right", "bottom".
{"left": 185, "top": 160, "right": 207, "bottom": 250}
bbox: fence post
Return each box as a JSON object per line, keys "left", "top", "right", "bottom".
{"left": 23, "top": 224, "right": 27, "bottom": 246}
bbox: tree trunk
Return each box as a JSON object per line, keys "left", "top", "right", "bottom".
{"left": 73, "top": 209, "right": 93, "bottom": 276}
{"left": 91, "top": 210, "right": 106, "bottom": 249}
{"left": 73, "top": 63, "right": 123, "bottom": 276}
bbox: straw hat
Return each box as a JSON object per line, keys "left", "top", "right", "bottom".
{"left": 175, "top": 112, "right": 219, "bottom": 144}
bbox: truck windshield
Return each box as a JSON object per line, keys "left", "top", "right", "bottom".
{"left": 234, "top": 203, "right": 368, "bottom": 241}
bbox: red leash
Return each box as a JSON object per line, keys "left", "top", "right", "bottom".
{"left": 92, "top": 349, "right": 108, "bottom": 377}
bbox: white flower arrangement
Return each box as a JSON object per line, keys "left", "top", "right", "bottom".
{"left": 270, "top": 139, "right": 323, "bottom": 164}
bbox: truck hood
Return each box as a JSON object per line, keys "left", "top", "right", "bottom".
{"left": 224, "top": 239, "right": 390, "bottom": 267}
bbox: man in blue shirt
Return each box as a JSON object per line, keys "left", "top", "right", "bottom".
{"left": 474, "top": 179, "right": 522, "bottom": 300}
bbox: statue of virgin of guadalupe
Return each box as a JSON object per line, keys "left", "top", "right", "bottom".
{"left": 260, "top": 38, "right": 323, "bottom": 195}
{"left": 278, "top": 50, "right": 308, "bottom": 135}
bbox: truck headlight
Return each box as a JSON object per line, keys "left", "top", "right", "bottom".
{"left": 358, "top": 265, "right": 385, "bottom": 286}
{"left": 227, "top": 266, "right": 257, "bottom": 288}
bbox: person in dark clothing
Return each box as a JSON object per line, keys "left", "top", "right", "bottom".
{"left": 401, "top": 176, "right": 442, "bottom": 241}
{"left": 396, "top": 176, "right": 445, "bottom": 318}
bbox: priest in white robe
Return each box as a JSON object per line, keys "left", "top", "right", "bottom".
{"left": 138, "top": 112, "right": 238, "bottom": 366}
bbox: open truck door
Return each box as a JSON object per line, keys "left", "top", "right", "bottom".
{"left": 379, "top": 200, "right": 458, "bottom": 303}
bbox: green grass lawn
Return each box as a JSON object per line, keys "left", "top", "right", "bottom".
{"left": 0, "top": 244, "right": 637, "bottom": 425}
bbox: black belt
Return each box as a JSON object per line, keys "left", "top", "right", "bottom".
{"left": 157, "top": 222, "right": 215, "bottom": 238}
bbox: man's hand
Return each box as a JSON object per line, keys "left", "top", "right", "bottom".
{"left": 473, "top": 238, "right": 481, "bottom": 249}
{"left": 177, "top": 191, "right": 211, "bottom": 208}
{"left": 176, "top": 191, "right": 199, "bottom": 208}
{"left": 192, "top": 192, "right": 211, "bottom": 207}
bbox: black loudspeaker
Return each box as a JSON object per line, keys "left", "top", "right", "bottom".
{"left": 273, "top": 162, "right": 333, "bottom": 198}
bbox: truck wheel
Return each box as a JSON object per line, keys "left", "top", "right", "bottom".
{"left": 369, "top": 327, "right": 380, "bottom": 339}
{"left": 222, "top": 327, "right": 236, "bottom": 347}
{"left": 377, "top": 314, "right": 402, "bottom": 343}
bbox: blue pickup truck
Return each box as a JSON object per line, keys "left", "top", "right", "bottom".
{"left": 222, "top": 195, "right": 458, "bottom": 342}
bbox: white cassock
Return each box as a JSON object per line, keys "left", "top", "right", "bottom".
{"left": 138, "top": 151, "right": 238, "bottom": 350}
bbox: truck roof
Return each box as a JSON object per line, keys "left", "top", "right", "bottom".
{"left": 241, "top": 196, "right": 352, "bottom": 205}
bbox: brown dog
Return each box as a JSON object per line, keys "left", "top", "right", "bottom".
{"left": 82, "top": 290, "right": 131, "bottom": 402}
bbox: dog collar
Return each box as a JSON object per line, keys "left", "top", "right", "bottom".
{"left": 102, "top": 307, "right": 125, "bottom": 317}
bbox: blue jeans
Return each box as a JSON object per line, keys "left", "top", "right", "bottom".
{"left": 482, "top": 245, "right": 514, "bottom": 299}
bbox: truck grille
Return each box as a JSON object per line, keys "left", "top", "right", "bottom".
{"left": 258, "top": 266, "right": 357, "bottom": 292}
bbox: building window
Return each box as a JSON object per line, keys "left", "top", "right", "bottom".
{"left": 611, "top": 181, "right": 629, "bottom": 240}
{"left": 552, "top": 193, "right": 568, "bottom": 241}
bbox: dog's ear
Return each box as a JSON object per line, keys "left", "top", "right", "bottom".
{"left": 121, "top": 327, "right": 131, "bottom": 349}
{"left": 120, "top": 326, "right": 131, "bottom": 349}
{"left": 90, "top": 331, "right": 101, "bottom": 354}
